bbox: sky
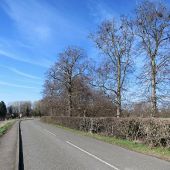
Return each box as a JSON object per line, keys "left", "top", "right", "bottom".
{"left": 0, "top": 0, "right": 169, "bottom": 104}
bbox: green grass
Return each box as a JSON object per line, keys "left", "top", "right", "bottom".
{"left": 0, "top": 121, "right": 15, "bottom": 137}
{"left": 87, "top": 134, "right": 170, "bottom": 161}
{"left": 54, "top": 124, "right": 170, "bottom": 161}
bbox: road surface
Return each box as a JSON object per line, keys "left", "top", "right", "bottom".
{"left": 20, "top": 119, "right": 170, "bottom": 170}
{"left": 0, "top": 121, "right": 18, "bottom": 170}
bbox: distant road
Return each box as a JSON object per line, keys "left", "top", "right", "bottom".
{"left": 21, "top": 120, "right": 170, "bottom": 170}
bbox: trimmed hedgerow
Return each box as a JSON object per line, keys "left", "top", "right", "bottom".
{"left": 41, "top": 116, "right": 170, "bottom": 148}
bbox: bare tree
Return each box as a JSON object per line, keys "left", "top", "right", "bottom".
{"left": 71, "top": 76, "right": 92, "bottom": 117}
{"left": 43, "top": 79, "right": 59, "bottom": 116}
{"left": 90, "top": 17, "right": 134, "bottom": 117}
{"left": 132, "top": 101, "right": 151, "bottom": 117}
{"left": 45, "top": 46, "right": 87, "bottom": 116}
{"left": 134, "top": 0, "right": 170, "bottom": 116}
{"left": 20, "top": 101, "right": 32, "bottom": 116}
{"left": 8, "top": 101, "right": 32, "bottom": 117}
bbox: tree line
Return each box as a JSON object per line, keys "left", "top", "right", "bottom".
{"left": 42, "top": 0, "right": 170, "bottom": 118}
{"left": 0, "top": 101, "right": 7, "bottom": 120}
{"left": 0, "top": 101, "right": 42, "bottom": 120}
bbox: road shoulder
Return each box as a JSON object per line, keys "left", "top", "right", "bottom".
{"left": 0, "top": 121, "right": 18, "bottom": 170}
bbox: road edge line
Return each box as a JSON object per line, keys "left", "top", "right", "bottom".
{"left": 66, "top": 141, "right": 119, "bottom": 170}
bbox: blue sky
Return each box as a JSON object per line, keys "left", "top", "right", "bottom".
{"left": 0, "top": 0, "right": 169, "bottom": 104}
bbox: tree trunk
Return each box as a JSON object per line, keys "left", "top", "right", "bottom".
{"left": 116, "top": 96, "right": 121, "bottom": 118}
{"left": 68, "top": 88, "right": 73, "bottom": 117}
{"left": 151, "top": 58, "right": 157, "bottom": 117}
{"left": 117, "top": 57, "right": 121, "bottom": 118}
{"left": 51, "top": 107, "right": 53, "bottom": 116}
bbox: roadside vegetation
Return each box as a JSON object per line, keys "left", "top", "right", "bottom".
{"left": 90, "top": 134, "right": 170, "bottom": 161}
{"left": 0, "top": 120, "right": 15, "bottom": 137}
{"left": 45, "top": 122, "right": 170, "bottom": 161}
{"left": 0, "top": 101, "right": 7, "bottom": 121}
{"left": 41, "top": 116, "right": 170, "bottom": 148}
{"left": 81, "top": 130, "right": 170, "bottom": 161}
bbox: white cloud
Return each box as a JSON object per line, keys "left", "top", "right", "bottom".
{"left": 0, "top": 64, "right": 41, "bottom": 80}
{"left": 9, "top": 68, "right": 41, "bottom": 80}
{"left": 0, "top": 81, "right": 37, "bottom": 89}
{"left": 1, "top": 0, "right": 53, "bottom": 43}
{"left": 87, "top": 0, "right": 119, "bottom": 23}
{"left": 1, "top": 0, "right": 87, "bottom": 44}
{"left": 0, "top": 48, "right": 52, "bottom": 68}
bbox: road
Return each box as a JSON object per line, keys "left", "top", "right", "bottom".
{"left": 21, "top": 119, "right": 170, "bottom": 170}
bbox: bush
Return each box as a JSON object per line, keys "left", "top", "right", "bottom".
{"left": 41, "top": 116, "right": 170, "bottom": 148}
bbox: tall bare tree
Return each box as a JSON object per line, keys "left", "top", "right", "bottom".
{"left": 45, "top": 47, "right": 87, "bottom": 116}
{"left": 43, "top": 79, "right": 59, "bottom": 116}
{"left": 134, "top": 0, "right": 170, "bottom": 116}
{"left": 90, "top": 17, "right": 134, "bottom": 117}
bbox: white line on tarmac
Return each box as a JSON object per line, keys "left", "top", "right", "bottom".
{"left": 42, "top": 127, "right": 120, "bottom": 170}
{"left": 43, "top": 129, "right": 56, "bottom": 136}
{"left": 66, "top": 141, "right": 120, "bottom": 170}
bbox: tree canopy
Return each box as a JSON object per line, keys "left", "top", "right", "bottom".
{"left": 0, "top": 101, "right": 7, "bottom": 120}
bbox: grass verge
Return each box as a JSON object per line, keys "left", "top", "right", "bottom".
{"left": 52, "top": 124, "right": 170, "bottom": 161}
{"left": 0, "top": 120, "right": 15, "bottom": 137}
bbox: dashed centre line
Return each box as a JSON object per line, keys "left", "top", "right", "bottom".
{"left": 43, "top": 128, "right": 120, "bottom": 170}
{"left": 43, "top": 129, "right": 56, "bottom": 136}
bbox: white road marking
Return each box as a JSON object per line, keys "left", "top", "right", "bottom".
{"left": 66, "top": 141, "right": 119, "bottom": 170}
{"left": 42, "top": 128, "right": 119, "bottom": 170}
{"left": 43, "top": 129, "right": 56, "bottom": 136}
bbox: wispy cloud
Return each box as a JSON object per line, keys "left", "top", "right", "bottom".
{"left": 10, "top": 68, "right": 41, "bottom": 80}
{"left": 0, "top": 81, "right": 37, "bottom": 89}
{"left": 1, "top": 0, "right": 87, "bottom": 44}
{"left": 1, "top": 0, "right": 53, "bottom": 43}
{"left": 0, "top": 48, "right": 52, "bottom": 68}
{"left": 87, "top": 0, "right": 118, "bottom": 23}
{"left": 0, "top": 0, "right": 87, "bottom": 68}
{"left": 0, "top": 65, "right": 41, "bottom": 80}
{"left": 0, "top": 49, "right": 27, "bottom": 63}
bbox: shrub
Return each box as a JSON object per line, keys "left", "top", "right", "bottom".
{"left": 41, "top": 116, "right": 170, "bottom": 148}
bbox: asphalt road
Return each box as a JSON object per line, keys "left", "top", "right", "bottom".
{"left": 21, "top": 120, "right": 170, "bottom": 170}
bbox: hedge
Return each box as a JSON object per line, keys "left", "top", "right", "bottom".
{"left": 41, "top": 116, "right": 170, "bottom": 148}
